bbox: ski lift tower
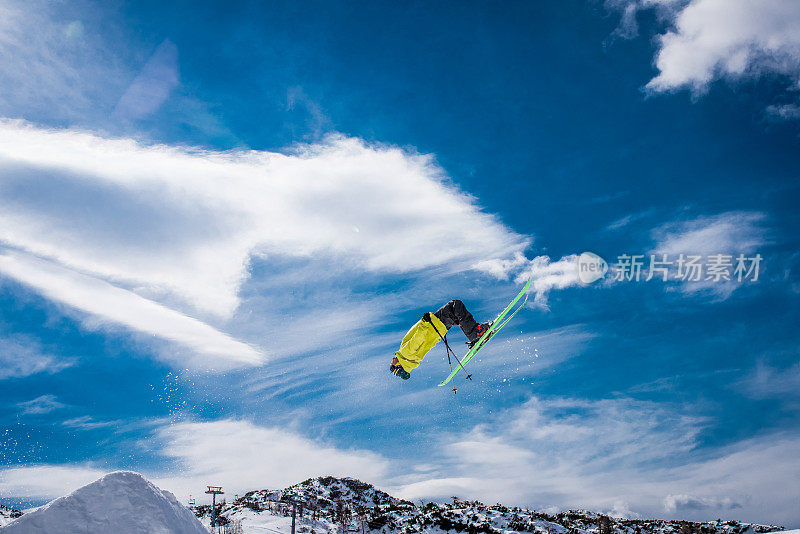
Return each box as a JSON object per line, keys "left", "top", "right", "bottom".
{"left": 262, "top": 497, "right": 304, "bottom": 534}
{"left": 205, "top": 486, "right": 224, "bottom": 529}
{"left": 285, "top": 497, "right": 302, "bottom": 534}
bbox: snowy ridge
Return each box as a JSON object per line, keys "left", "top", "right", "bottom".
{"left": 194, "top": 476, "right": 411, "bottom": 532}
{"left": 271, "top": 476, "right": 406, "bottom": 511}
{"left": 0, "top": 506, "right": 22, "bottom": 528}
{"left": 193, "top": 476, "right": 785, "bottom": 534}
{"left": 0, "top": 471, "right": 206, "bottom": 533}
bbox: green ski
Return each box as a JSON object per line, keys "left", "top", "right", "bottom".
{"left": 438, "top": 276, "right": 531, "bottom": 387}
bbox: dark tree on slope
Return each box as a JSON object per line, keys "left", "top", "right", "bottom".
{"left": 598, "top": 515, "right": 613, "bottom": 534}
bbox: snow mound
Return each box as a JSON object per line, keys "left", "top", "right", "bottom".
{"left": 0, "top": 471, "right": 206, "bottom": 534}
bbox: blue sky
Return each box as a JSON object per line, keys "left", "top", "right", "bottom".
{"left": 1, "top": 0, "right": 799, "bottom": 527}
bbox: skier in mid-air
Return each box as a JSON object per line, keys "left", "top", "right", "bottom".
{"left": 390, "top": 299, "right": 491, "bottom": 380}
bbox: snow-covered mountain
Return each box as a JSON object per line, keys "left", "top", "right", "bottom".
{"left": 0, "top": 474, "right": 787, "bottom": 534}
{"left": 242, "top": 476, "right": 404, "bottom": 512}
{"left": 192, "top": 476, "right": 785, "bottom": 534}
{"left": 0, "top": 471, "right": 206, "bottom": 533}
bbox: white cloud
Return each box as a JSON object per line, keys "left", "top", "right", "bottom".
{"left": 395, "top": 396, "right": 800, "bottom": 525}
{"left": 605, "top": 0, "right": 691, "bottom": 40}
{"left": 663, "top": 494, "right": 742, "bottom": 513}
{"left": 473, "top": 251, "right": 529, "bottom": 280}
{"left": 0, "top": 250, "right": 262, "bottom": 369}
{"left": 0, "top": 465, "right": 108, "bottom": 500}
{"left": 646, "top": 0, "right": 800, "bottom": 94}
{"left": 0, "top": 335, "right": 74, "bottom": 379}
{"left": 17, "top": 395, "right": 66, "bottom": 415}
{"left": 0, "top": 419, "right": 390, "bottom": 503}
{"left": 737, "top": 360, "right": 800, "bottom": 402}
{"left": 607, "top": 0, "right": 800, "bottom": 119}
{"left": 766, "top": 103, "right": 800, "bottom": 120}
{"left": 0, "top": 119, "right": 531, "bottom": 366}
{"left": 61, "top": 416, "right": 121, "bottom": 430}
{"left": 0, "top": 120, "right": 527, "bottom": 316}
{"left": 649, "top": 211, "right": 768, "bottom": 298}
{"left": 605, "top": 209, "right": 655, "bottom": 232}
{"left": 286, "top": 86, "right": 331, "bottom": 139}
{"left": 654, "top": 211, "right": 767, "bottom": 257}
{"left": 3, "top": 408, "right": 799, "bottom": 525}
{"left": 0, "top": 1, "right": 124, "bottom": 124}
{"left": 514, "top": 255, "right": 581, "bottom": 307}
{"left": 0, "top": 1, "right": 235, "bottom": 142}
{"left": 395, "top": 396, "right": 707, "bottom": 506}
{"left": 153, "top": 420, "right": 390, "bottom": 500}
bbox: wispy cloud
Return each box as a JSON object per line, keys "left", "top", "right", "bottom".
{"left": 0, "top": 250, "right": 262, "bottom": 369}
{"left": 395, "top": 396, "right": 800, "bottom": 525}
{"left": 61, "top": 416, "right": 122, "bottom": 431}
{"left": 605, "top": 209, "right": 655, "bottom": 232}
{"left": 286, "top": 86, "right": 332, "bottom": 139}
{"left": 0, "top": 1, "right": 122, "bottom": 123}
{"left": 737, "top": 359, "right": 800, "bottom": 405}
{"left": 17, "top": 395, "right": 66, "bottom": 415}
{"left": 0, "top": 335, "right": 75, "bottom": 380}
{"left": 653, "top": 211, "right": 768, "bottom": 257}
{"left": 650, "top": 211, "right": 769, "bottom": 298}
{"left": 396, "top": 396, "right": 707, "bottom": 506}
{"left": 454, "top": 324, "right": 597, "bottom": 378}
{"left": 766, "top": 103, "right": 800, "bottom": 121}
{"left": 0, "top": 1, "right": 227, "bottom": 141}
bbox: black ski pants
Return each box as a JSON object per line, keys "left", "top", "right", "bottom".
{"left": 433, "top": 300, "right": 480, "bottom": 342}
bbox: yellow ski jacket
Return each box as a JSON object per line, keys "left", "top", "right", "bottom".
{"left": 395, "top": 312, "right": 448, "bottom": 372}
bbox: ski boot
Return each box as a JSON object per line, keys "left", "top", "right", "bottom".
{"left": 390, "top": 356, "right": 411, "bottom": 380}
{"left": 467, "top": 321, "right": 493, "bottom": 349}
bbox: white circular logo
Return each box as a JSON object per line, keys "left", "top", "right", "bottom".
{"left": 577, "top": 252, "right": 608, "bottom": 284}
